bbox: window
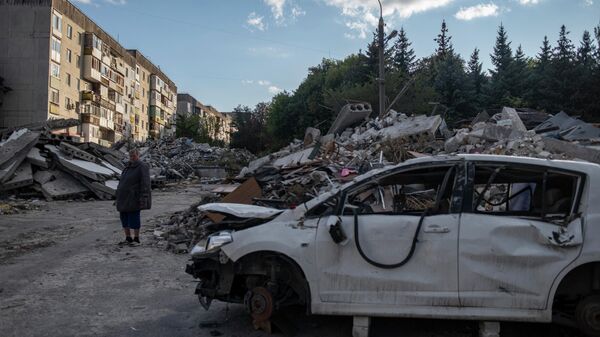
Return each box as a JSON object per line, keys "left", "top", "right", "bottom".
{"left": 343, "top": 165, "right": 458, "bottom": 216}
{"left": 77, "top": 78, "right": 80, "bottom": 90}
{"left": 50, "top": 89, "right": 60, "bottom": 104}
{"left": 91, "top": 57, "right": 101, "bottom": 71}
{"left": 78, "top": 32, "right": 82, "bottom": 45}
{"left": 470, "top": 164, "right": 582, "bottom": 225}
{"left": 52, "top": 13, "right": 62, "bottom": 33}
{"left": 50, "top": 62, "right": 60, "bottom": 78}
{"left": 66, "top": 24, "right": 72, "bottom": 39}
{"left": 65, "top": 97, "right": 71, "bottom": 108}
{"left": 66, "top": 49, "right": 72, "bottom": 63}
{"left": 66, "top": 73, "right": 71, "bottom": 86}
{"left": 51, "top": 37, "right": 61, "bottom": 63}
{"left": 76, "top": 55, "right": 81, "bottom": 69}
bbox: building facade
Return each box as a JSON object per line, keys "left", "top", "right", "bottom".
{"left": 0, "top": 0, "right": 177, "bottom": 145}
{"left": 176, "top": 93, "right": 232, "bottom": 144}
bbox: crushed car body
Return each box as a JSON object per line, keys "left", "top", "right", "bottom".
{"left": 186, "top": 154, "right": 600, "bottom": 336}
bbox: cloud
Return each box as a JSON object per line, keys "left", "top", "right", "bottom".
{"left": 72, "top": 0, "right": 95, "bottom": 4}
{"left": 322, "top": 0, "right": 453, "bottom": 39}
{"left": 517, "top": 0, "right": 540, "bottom": 5}
{"left": 262, "top": 0, "right": 304, "bottom": 25}
{"left": 455, "top": 3, "right": 499, "bottom": 20}
{"left": 247, "top": 12, "right": 266, "bottom": 31}
{"left": 105, "top": 0, "right": 126, "bottom": 4}
{"left": 583, "top": 0, "right": 593, "bottom": 5}
{"left": 264, "top": 0, "right": 285, "bottom": 23}
{"left": 268, "top": 86, "right": 283, "bottom": 94}
{"left": 242, "top": 79, "right": 283, "bottom": 94}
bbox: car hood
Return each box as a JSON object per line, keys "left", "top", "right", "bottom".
{"left": 197, "top": 203, "right": 284, "bottom": 219}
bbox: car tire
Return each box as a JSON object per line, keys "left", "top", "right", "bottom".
{"left": 576, "top": 294, "right": 600, "bottom": 336}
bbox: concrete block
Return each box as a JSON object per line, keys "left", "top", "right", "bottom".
{"left": 328, "top": 102, "right": 372, "bottom": 135}
{"left": 195, "top": 167, "right": 227, "bottom": 179}
{"left": 46, "top": 145, "right": 115, "bottom": 181}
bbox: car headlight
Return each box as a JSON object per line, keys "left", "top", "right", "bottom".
{"left": 206, "top": 231, "right": 233, "bottom": 251}
{"left": 190, "top": 232, "right": 233, "bottom": 257}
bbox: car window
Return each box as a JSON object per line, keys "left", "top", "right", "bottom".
{"left": 342, "top": 165, "right": 457, "bottom": 216}
{"left": 471, "top": 164, "right": 583, "bottom": 224}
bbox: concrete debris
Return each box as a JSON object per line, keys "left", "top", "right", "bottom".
{"left": 152, "top": 105, "right": 600, "bottom": 253}
{"left": 112, "top": 137, "right": 254, "bottom": 182}
{"left": 1, "top": 120, "right": 254, "bottom": 202}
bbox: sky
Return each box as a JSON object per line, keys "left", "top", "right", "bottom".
{"left": 72, "top": 0, "right": 600, "bottom": 112}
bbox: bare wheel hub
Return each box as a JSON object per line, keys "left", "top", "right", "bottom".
{"left": 245, "top": 287, "right": 274, "bottom": 322}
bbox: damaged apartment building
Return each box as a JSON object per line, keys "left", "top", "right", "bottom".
{"left": 177, "top": 93, "right": 234, "bottom": 144}
{"left": 0, "top": 0, "right": 177, "bottom": 146}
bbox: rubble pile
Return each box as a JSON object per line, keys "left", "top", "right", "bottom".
{"left": 155, "top": 104, "right": 600, "bottom": 252}
{"left": 113, "top": 137, "right": 255, "bottom": 183}
{"left": 239, "top": 106, "right": 600, "bottom": 207}
{"left": 0, "top": 121, "right": 122, "bottom": 201}
{"left": 152, "top": 195, "right": 220, "bottom": 253}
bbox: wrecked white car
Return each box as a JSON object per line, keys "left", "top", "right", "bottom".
{"left": 186, "top": 154, "right": 600, "bottom": 336}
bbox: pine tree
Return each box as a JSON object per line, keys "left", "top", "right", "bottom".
{"left": 464, "top": 48, "right": 488, "bottom": 116}
{"left": 528, "top": 36, "right": 553, "bottom": 110}
{"left": 392, "top": 27, "right": 416, "bottom": 75}
{"left": 434, "top": 20, "right": 453, "bottom": 57}
{"left": 364, "top": 28, "right": 394, "bottom": 76}
{"left": 574, "top": 30, "right": 598, "bottom": 119}
{"left": 488, "top": 23, "right": 514, "bottom": 106}
{"left": 509, "top": 45, "right": 529, "bottom": 105}
{"left": 548, "top": 25, "right": 577, "bottom": 112}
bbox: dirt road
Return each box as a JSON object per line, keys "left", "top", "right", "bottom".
{"left": 0, "top": 184, "right": 582, "bottom": 337}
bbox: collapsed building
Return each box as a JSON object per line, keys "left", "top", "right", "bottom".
{"left": 0, "top": 119, "right": 254, "bottom": 206}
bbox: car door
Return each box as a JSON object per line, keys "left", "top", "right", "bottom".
{"left": 458, "top": 161, "right": 585, "bottom": 309}
{"left": 315, "top": 162, "right": 464, "bottom": 307}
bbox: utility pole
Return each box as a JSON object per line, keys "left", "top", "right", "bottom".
{"left": 377, "top": 0, "right": 385, "bottom": 118}
{"left": 376, "top": 0, "right": 397, "bottom": 118}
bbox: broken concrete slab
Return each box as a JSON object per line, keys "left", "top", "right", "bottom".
{"left": 0, "top": 130, "right": 40, "bottom": 182}
{"left": 327, "top": 102, "right": 372, "bottom": 135}
{"left": 33, "top": 170, "right": 55, "bottom": 185}
{"left": 272, "top": 147, "right": 316, "bottom": 168}
{"left": 40, "top": 171, "right": 89, "bottom": 200}
{"left": 542, "top": 138, "right": 600, "bottom": 164}
{"left": 46, "top": 145, "right": 115, "bottom": 181}
{"left": 26, "top": 147, "right": 48, "bottom": 168}
{"left": 0, "top": 161, "right": 33, "bottom": 191}
{"left": 357, "top": 115, "right": 442, "bottom": 143}
{"left": 59, "top": 142, "right": 97, "bottom": 162}
{"left": 304, "top": 127, "right": 321, "bottom": 147}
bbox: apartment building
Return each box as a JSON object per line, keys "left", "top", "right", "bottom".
{"left": 0, "top": 0, "right": 177, "bottom": 146}
{"left": 176, "top": 93, "right": 232, "bottom": 144}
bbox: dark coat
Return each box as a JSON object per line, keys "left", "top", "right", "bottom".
{"left": 115, "top": 160, "right": 151, "bottom": 212}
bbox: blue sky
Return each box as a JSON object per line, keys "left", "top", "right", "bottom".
{"left": 74, "top": 0, "right": 599, "bottom": 112}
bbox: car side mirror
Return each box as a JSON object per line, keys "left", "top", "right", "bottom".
{"left": 327, "top": 216, "right": 347, "bottom": 244}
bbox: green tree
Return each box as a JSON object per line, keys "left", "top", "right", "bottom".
{"left": 488, "top": 23, "right": 514, "bottom": 106}
{"left": 392, "top": 27, "right": 416, "bottom": 75}
{"left": 528, "top": 36, "right": 553, "bottom": 110}
{"left": 465, "top": 48, "right": 488, "bottom": 114}
{"left": 574, "top": 30, "right": 598, "bottom": 119}
{"left": 548, "top": 25, "right": 577, "bottom": 112}
{"left": 434, "top": 20, "right": 453, "bottom": 57}
{"left": 230, "top": 103, "right": 270, "bottom": 154}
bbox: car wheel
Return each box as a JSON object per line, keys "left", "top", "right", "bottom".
{"left": 576, "top": 294, "right": 600, "bottom": 336}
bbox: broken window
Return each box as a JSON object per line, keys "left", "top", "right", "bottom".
{"left": 342, "top": 165, "right": 457, "bottom": 216}
{"left": 470, "top": 164, "right": 583, "bottom": 224}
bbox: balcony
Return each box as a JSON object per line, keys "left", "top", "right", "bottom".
{"left": 81, "top": 91, "right": 100, "bottom": 103}
{"left": 81, "top": 114, "right": 100, "bottom": 126}
{"left": 100, "top": 98, "right": 116, "bottom": 112}
{"left": 83, "top": 33, "right": 102, "bottom": 59}
{"left": 82, "top": 55, "right": 101, "bottom": 83}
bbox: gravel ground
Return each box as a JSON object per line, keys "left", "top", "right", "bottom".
{"left": 0, "top": 183, "right": 583, "bottom": 337}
